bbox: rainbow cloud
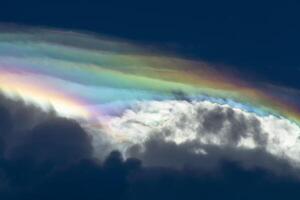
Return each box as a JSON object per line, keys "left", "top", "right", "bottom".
{"left": 2, "top": 27, "right": 300, "bottom": 168}
{"left": 0, "top": 27, "right": 299, "bottom": 122}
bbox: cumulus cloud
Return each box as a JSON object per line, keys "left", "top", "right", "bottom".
{"left": 1, "top": 92, "right": 300, "bottom": 175}
{"left": 107, "top": 100, "right": 300, "bottom": 173}
{"left": 0, "top": 94, "right": 93, "bottom": 164}
{"left": 1, "top": 93, "right": 300, "bottom": 199}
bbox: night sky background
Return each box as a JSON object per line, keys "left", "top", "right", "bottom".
{"left": 0, "top": 0, "right": 300, "bottom": 199}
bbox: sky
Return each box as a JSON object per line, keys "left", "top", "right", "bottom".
{"left": 1, "top": 1, "right": 300, "bottom": 199}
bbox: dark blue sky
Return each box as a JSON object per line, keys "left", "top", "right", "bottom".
{"left": 1, "top": 1, "right": 300, "bottom": 88}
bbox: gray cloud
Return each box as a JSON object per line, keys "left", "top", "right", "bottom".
{"left": 127, "top": 136, "right": 297, "bottom": 177}
{"left": 1, "top": 92, "right": 300, "bottom": 199}
{"left": 0, "top": 93, "right": 93, "bottom": 165}
{"left": 8, "top": 118, "right": 93, "bottom": 166}
{"left": 196, "top": 105, "right": 268, "bottom": 146}
{"left": 121, "top": 101, "right": 299, "bottom": 177}
{"left": 0, "top": 93, "right": 56, "bottom": 132}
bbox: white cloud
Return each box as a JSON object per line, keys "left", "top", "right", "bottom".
{"left": 99, "top": 100, "right": 300, "bottom": 168}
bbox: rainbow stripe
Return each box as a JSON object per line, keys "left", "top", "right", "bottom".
{"left": 0, "top": 27, "right": 299, "bottom": 125}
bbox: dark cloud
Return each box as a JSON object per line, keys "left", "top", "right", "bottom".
{"left": 0, "top": 94, "right": 95, "bottom": 198}
{"left": 196, "top": 106, "right": 268, "bottom": 146}
{"left": 0, "top": 94, "right": 300, "bottom": 199}
{"left": 8, "top": 151, "right": 299, "bottom": 200}
{"left": 127, "top": 136, "right": 296, "bottom": 176}
{"left": 0, "top": 106, "right": 11, "bottom": 157}
{"left": 0, "top": 94, "right": 53, "bottom": 127}
{"left": 8, "top": 118, "right": 92, "bottom": 166}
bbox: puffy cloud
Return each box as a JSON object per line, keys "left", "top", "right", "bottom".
{"left": 107, "top": 100, "right": 300, "bottom": 172}
{"left": 1, "top": 93, "right": 300, "bottom": 199}
{"left": 7, "top": 118, "right": 92, "bottom": 166}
